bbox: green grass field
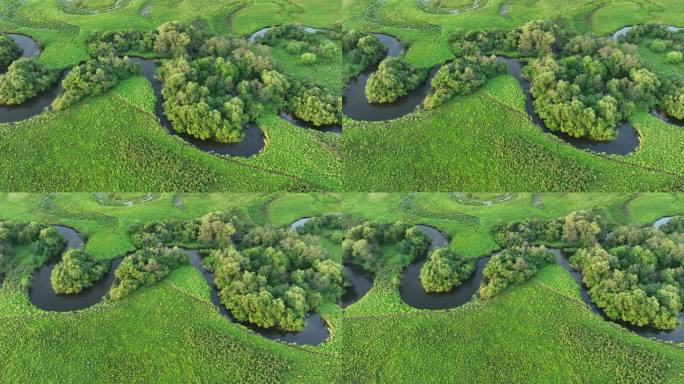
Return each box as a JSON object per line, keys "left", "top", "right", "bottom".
{"left": 1, "top": 0, "right": 682, "bottom": 191}
{"left": 1, "top": 192, "right": 684, "bottom": 382}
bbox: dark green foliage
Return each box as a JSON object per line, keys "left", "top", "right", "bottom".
{"left": 109, "top": 246, "right": 188, "bottom": 300}
{"left": 296, "top": 214, "right": 345, "bottom": 235}
{"left": 570, "top": 225, "right": 684, "bottom": 329}
{"left": 662, "top": 216, "right": 684, "bottom": 234}
{"left": 341, "top": 221, "right": 429, "bottom": 271}
{"left": 0, "top": 35, "right": 22, "bottom": 68}
{"left": 365, "top": 57, "right": 426, "bottom": 103}
{"left": 492, "top": 217, "right": 564, "bottom": 247}
{"left": 0, "top": 58, "right": 58, "bottom": 105}
{"left": 129, "top": 210, "right": 247, "bottom": 248}
{"left": 419, "top": 248, "right": 475, "bottom": 292}
{"left": 479, "top": 245, "right": 554, "bottom": 299}
{"left": 528, "top": 49, "right": 659, "bottom": 140}
{"left": 423, "top": 54, "right": 506, "bottom": 110}
{"left": 153, "top": 21, "right": 204, "bottom": 58}
{"left": 158, "top": 52, "right": 287, "bottom": 142}
{"left": 50, "top": 249, "right": 109, "bottom": 294}
{"left": 0, "top": 222, "right": 66, "bottom": 285}
{"left": 662, "top": 85, "right": 684, "bottom": 119}
{"left": 213, "top": 226, "right": 345, "bottom": 331}
{"left": 342, "top": 30, "right": 387, "bottom": 71}
{"left": 52, "top": 56, "right": 139, "bottom": 111}
{"left": 87, "top": 29, "right": 156, "bottom": 56}
{"left": 288, "top": 85, "right": 341, "bottom": 126}
{"left": 561, "top": 210, "right": 606, "bottom": 247}
{"left": 448, "top": 20, "right": 569, "bottom": 57}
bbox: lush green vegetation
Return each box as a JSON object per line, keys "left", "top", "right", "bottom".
{"left": 571, "top": 223, "right": 684, "bottom": 330}
{"left": 0, "top": 58, "right": 58, "bottom": 105}
{"left": 419, "top": 247, "right": 475, "bottom": 292}
{"left": 50, "top": 248, "right": 108, "bottom": 294}
{"left": 109, "top": 246, "right": 188, "bottom": 300}
{"left": 365, "top": 57, "right": 426, "bottom": 103}
{"left": 0, "top": 221, "right": 66, "bottom": 286}
{"left": 479, "top": 244, "right": 554, "bottom": 299}
{"left": 0, "top": 34, "right": 21, "bottom": 67}
{"left": 1, "top": 193, "right": 684, "bottom": 382}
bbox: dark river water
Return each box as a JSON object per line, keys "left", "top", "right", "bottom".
{"left": 130, "top": 57, "right": 265, "bottom": 157}
{"left": 29, "top": 226, "right": 123, "bottom": 312}
{"left": 497, "top": 56, "right": 639, "bottom": 155}
{"left": 399, "top": 224, "right": 490, "bottom": 309}
{"left": 0, "top": 34, "right": 64, "bottom": 124}
{"left": 290, "top": 217, "right": 375, "bottom": 308}
{"left": 342, "top": 33, "right": 439, "bottom": 121}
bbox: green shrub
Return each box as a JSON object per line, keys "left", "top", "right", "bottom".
{"left": 666, "top": 51, "right": 683, "bottom": 64}
{"left": 420, "top": 248, "right": 475, "bottom": 292}
{"left": 365, "top": 57, "right": 426, "bottom": 103}
{"left": 300, "top": 52, "right": 316, "bottom": 65}
{"left": 0, "top": 35, "right": 22, "bottom": 68}
{"left": 51, "top": 249, "right": 109, "bottom": 294}
{"left": 109, "top": 246, "right": 188, "bottom": 300}
{"left": 479, "top": 245, "right": 554, "bottom": 299}
{"left": 0, "top": 59, "right": 59, "bottom": 105}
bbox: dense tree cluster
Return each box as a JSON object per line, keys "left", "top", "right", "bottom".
{"left": 342, "top": 30, "right": 387, "bottom": 71}
{"left": 662, "top": 216, "right": 684, "bottom": 234}
{"left": 365, "top": 57, "right": 427, "bottom": 103}
{"left": 129, "top": 210, "right": 247, "bottom": 248}
{"left": 212, "top": 226, "right": 346, "bottom": 331}
{"left": 0, "top": 35, "right": 22, "bottom": 68}
{"left": 621, "top": 25, "right": 684, "bottom": 120}
{"left": 479, "top": 245, "right": 554, "bottom": 299}
{"left": 87, "top": 21, "right": 203, "bottom": 58}
{"left": 527, "top": 45, "right": 659, "bottom": 140}
{"left": 422, "top": 54, "right": 506, "bottom": 110}
{"left": 158, "top": 50, "right": 290, "bottom": 142}
{"left": 0, "top": 221, "right": 66, "bottom": 284}
{"left": 493, "top": 217, "right": 564, "bottom": 247}
{"left": 342, "top": 221, "right": 429, "bottom": 271}
{"left": 109, "top": 246, "right": 188, "bottom": 300}
{"left": 570, "top": 225, "right": 684, "bottom": 330}
{"left": 52, "top": 56, "right": 139, "bottom": 111}
{"left": 493, "top": 210, "right": 606, "bottom": 248}
{"left": 50, "top": 249, "right": 109, "bottom": 294}
{"left": 288, "top": 84, "right": 341, "bottom": 126}
{"left": 0, "top": 59, "right": 58, "bottom": 105}
{"left": 295, "top": 214, "right": 345, "bottom": 235}
{"left": 448, "top": 20, "right": 569, "bottom": 57}
{"left": 256, "top": 25, "right": 340, "bottom": 63}
{"left": 419, "top": 248, "right": 475, "bottom": 292}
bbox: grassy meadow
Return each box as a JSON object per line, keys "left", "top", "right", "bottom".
{"left": 1, "top": 192, "right": 684, "bottom": 382}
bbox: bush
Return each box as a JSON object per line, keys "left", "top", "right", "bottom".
{"left": 419, "top": 248, "right": 475, "bottom": 292}
{"left": 562, "top": 210, "right": 605, "bottom": 247}
{"left": 365, "top": 57, "right": 426, "bottom": 103}
{"left": 51, "top": 249, "right": 109, "bottom": 294}
{"left": 300, "top": 52, "right": 316, "bottom": 65}
{"left": 286, "top": 40, "right": 305, "bottom": 54}
{"left": 0, "top": 35, "right": 22, "bottom": 68}
{"left": 0, "top": 59, "right": 59, "bottom": 105}
{"left": 0, "top": 222, "right": 66, "bottom": 286}
{"left": 661, "top": 216, "right": 684, "bottom": 234}
{"left": 666, "top": 51, "right": 683, "bottom": 64}
{"left": 650, "top": 40, "right": 667, "bottom": 53}
{"left": 213, "top": 227, "right": 345, "bottom": 331}
{"left": 662, "top": 86, "right": 684, "bottom": 119}
{"left": 479, "top": 245, "right": 554, "bottom": 299}
{"left": 342, "top": 31, "right": 387, "bottom": 70}
{"left": 52, "top": 56, "right": 139, "bottom": 111}
{"left": 109, "top": 246, "right": 188, "bottom": 300}
{"left": 492, "top": 217, "right": 564, "bottom": 246}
